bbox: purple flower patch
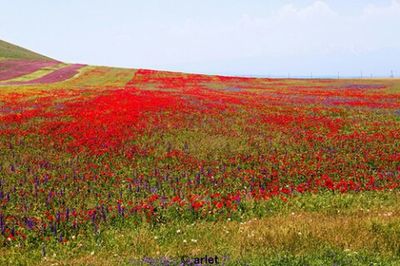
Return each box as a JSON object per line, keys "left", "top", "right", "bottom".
{"left": 26, "top": 64, "right": 85, "bottom": 84}
{"left": 2, "top": 64, "right": 85, "bottom": 85}
{"left": 0, "top": 59, "right": 58, "bottom": 81}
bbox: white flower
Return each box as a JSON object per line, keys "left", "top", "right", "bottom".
{"left": 191, "top": 239, "right": 198, "bottom": 243}
{"left": 176, "top": 229, "right": 181, "bottom": 233}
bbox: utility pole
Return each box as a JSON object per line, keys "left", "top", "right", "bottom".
{"left": 310, "top": 72, "right": 313, "bottom": 79}
{"left": 337, "top": 72, "right": 340, "bottom": 80}
{"left": 360, "top": 71, "right": 363, "bottom": 79}
{"left": 391, "top": 70, "right": 394, "bottom": 78}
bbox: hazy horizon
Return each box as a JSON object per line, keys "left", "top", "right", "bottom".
{"left": 1, "top": 0, "right": 399, "bottom": 77}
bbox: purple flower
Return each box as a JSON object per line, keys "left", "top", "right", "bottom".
{"left": 25, "top": 217, "right": 35, "bottom": 230}
{"left": 56, "top": 212, "right": 61, "bottom": 224}
{"left": 0, "top": 214, "right": 5, "bottom": 235}
{"left": 117, "top": 203, "right": 124, "bottom": 217}
{"left": 66, "top": 208, "right": 70, "bottom": 221}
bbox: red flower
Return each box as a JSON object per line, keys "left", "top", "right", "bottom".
{"left": 191, "top": 201, "right": 204, "bottom": 211}
{"left": 215, "top": 201, "right": 223, "bottom": 209}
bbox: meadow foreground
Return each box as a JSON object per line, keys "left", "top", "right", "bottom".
{"left": 1, "top": 59, "right": 400, "bottom": 265}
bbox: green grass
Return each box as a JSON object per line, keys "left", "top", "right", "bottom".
{"left": 0, "top": 40, "right": 55, "bottom": 61}
{"left": 60, "top": 66, "right": 136, "bottom": 88}
{"left": 1, "top": 192, "right": 399, "bottom": 265}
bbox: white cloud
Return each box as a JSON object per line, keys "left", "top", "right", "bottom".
{"left": 363, "top": 0, "right": 400, "bottom": 16}
{"left": 157, "top": 0, "right": 400, "bottom": 72}
{"left": 277, "top": 1, "right": 336, "bottom": 20}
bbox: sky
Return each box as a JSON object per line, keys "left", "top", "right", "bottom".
{"left": 0, "top": 0, "right": 399, "bottom": 77}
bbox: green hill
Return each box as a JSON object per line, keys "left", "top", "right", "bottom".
{"left": 0, "top": 39, "right": 55, "bottom": 61}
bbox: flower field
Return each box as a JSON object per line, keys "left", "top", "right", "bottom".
{"left": 1, "top": 66, "right": 400, "bottom": 265}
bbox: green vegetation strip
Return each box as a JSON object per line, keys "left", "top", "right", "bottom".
{"left": 1, "top": 192, "right": 399, "bottom": 265}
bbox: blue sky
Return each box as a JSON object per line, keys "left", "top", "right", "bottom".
{"left": 0, "top": 0, "right": 399, "bottom": 77}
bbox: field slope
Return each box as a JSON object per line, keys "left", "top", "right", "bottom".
{"left": 0, "top": 41, "right": 400, "bottom": 265}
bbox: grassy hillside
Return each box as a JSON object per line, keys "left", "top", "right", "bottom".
{"left": 0, "top": 39, "right": 55, "bottom": 61}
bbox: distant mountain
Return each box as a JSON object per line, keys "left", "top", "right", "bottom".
{"left": 0, "top": 39, "right": 55, "bottom": 61}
